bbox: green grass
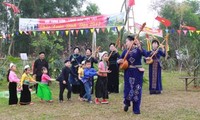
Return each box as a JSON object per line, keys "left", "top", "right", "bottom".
{"left": 0, "top": 68, "right": 200, "bottom": 120}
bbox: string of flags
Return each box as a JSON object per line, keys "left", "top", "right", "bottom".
{"left": 0, "top": 26, "right": 123, "bottom": 39}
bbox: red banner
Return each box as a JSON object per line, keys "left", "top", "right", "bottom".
{"left": 19, "top": 13, "right": 124, "bottom": 31}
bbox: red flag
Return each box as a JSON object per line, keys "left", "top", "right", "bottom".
{"left": 181, "top": 25, "right": 196, "bottom": 31}
{"left": 155, "top": 16, "right": 171, "bottom": 27}
{"left": 2, "top": 2, "right": 20, "bottom": 14}
{"left": 128, "top": 0, "right": 135, "bottom": 7}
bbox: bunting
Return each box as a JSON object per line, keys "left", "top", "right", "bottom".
{"left": 80, "top": 30, "right": 84, "bottom": 35}
{"left": 65, "top": 31, "right": 69, "bottom": 36}
{"left": 107, "top": 27, "right": 110, "bottom": 33}
{"left": 101, "top": 28, "right": 105, "bottom": 33}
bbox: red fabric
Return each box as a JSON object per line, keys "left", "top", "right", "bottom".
{"left": 2, "top": 2, "right": 20, "bottom": 14}
{"left": 181, "top": 25, "right": 196, "bottom": 31}
{"left": 155, "top": 16, "right": 171, "bottom": 27}
{"left": 128, "top": 0, "right": 135, "bottom": 7}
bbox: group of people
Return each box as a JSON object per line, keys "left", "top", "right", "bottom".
{"left": 7, "top": 34, "right": 166, "bottom": 115}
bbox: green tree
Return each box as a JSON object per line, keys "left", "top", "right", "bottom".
{"left": 151, "top": 0, "right": 200, "bottom": 84}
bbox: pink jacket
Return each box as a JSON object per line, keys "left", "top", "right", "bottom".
{"left": 41, "top": 74, "right": 51, "bottom": 83}
{"left": 9, "top": 71, "right": 20, "bottom": 83}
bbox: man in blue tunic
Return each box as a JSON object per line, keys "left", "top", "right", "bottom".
{"left": 118, "top": 35, "right": 147, "bottom": 114}
{"left": 146, "top": 39, "right": 165, "bottom": 94}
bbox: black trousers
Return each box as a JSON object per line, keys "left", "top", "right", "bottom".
{"left": 59, "top": 82, "right": 71, "bottom": 101}
{"left": 95, "top": 76, "right": 109, "bottom": 99}
{"left": 9, "top": 82, "right": 18, "bottom": 105}
{"left": 79, "top": 81, "right": 85, "bottom": 98}
{"left": 34, "top": 75, "right": 42, "bottom": 93}
{"left": 20, "top": 84, "right": 31, "bottom": 105}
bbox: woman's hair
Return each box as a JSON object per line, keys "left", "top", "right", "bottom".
{"left": 86, "top": 48, "right": 92, "bottom": 53}
{"left": 109, "top": 43, "right": 115, "bottom": 47}
{"left": 152, "top": 39, "right": 160, "bottom": 46}
{"left": 73, "top": 47, "right": 80, "bottom": 52}
{"left": 7, "top": 69, "right": 11, "bottom": 82}
{"left": 127, "top": 35, "right": 135, "bottom": 41}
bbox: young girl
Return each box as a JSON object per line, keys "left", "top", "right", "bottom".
{"left": 20, "top": 65, "right": 36, "bottom": 105}
{"left": 7, "top": 63, "right": 20, "bottom": 105}
{"left": 95, "top": 51, "right": 110, "bottom": 104}
{"left": 37, "top": 67, "right": 53, "bottom": 102}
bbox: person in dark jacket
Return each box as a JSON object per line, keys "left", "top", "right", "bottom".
{"left": 57, "top": 60, "right": 78, "bottom": 102}
{"left": 33, "top": 52, "right": 49, "bottom": 92}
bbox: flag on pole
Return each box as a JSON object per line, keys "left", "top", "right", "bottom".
{"left": 181, "top": 25, "right": 196, "bottom": 31}
{"left": 128, "top": 0, "right": 135, "bottom": 7}
{"left": 155, "top": 16, "right": 171, "bottom": 27}
{"left": 2, "top": 2, "right": 20, "bottom": 14}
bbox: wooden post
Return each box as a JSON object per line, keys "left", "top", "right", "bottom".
{"left": 92, "top": 29, "right": 96, "bottom": 54}
{"left": 68, "top": 30, "right": 71, "bottom": 54}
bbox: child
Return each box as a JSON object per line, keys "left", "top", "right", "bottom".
{"left": 78, "top": 61, "right": 85, "bottom": 80}
{"left": 37, "top": 67, "right": 53, "bottom": 102}
{"left": 81, "top": 60, "right": 97, "bottom": 103}
{"left": 57, "top": 60, "right": 77, "bottom": 102}
{"left": 7, "top": 63, "right": 20, "bottom": 105}
{"left": 95, "top": 51, "right": 110, "bottom": 104}
{"left": 20, "top": 65, "right": 36, "bottom": 105}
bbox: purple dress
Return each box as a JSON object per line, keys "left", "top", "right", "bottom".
{"left": 147, "top": 49, "right": 165, "bottom": 94}
{"left": 120, "top": 47, "right": 146, "bottom": 114}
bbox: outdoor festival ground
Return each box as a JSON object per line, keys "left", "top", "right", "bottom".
{"left": 0, "top": 69, "right": 200, "bottom": 120}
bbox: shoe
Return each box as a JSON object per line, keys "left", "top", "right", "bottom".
{"left": 79, "top": 97, "right": 84, "bottom": 101}
{"left": 89, "top": 101, "right": 93, "bottom": 104}
{"left": 59, "top": 100, "right": 63, "bottom": 103}
{"left": 29, "top": 102, "right": 34, "bottom": 105}
{"left": 67, "top": 98, "right": 71, "bottom": 101}
{"left": 124, "top": 105, "right": 129, "bottom": 112}
{"left": 101, "top": 99, "right": 109, "bottom": 104}
{"left": 48, "top": 100, "right": 53, "bottom": 103}
{"left": 95, "top": 98, "right": 100, "bottom": 104}
{"left": 134, "top": 112, "right": 141, "bottom": 114}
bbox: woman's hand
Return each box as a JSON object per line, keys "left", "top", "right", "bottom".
{"left": 117, "top": 59, "right": 124, "bottom": 64}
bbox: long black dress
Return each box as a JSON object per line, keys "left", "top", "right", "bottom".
{"left": 69, "top": 54, "right": 83, "bottom": 94}
{"left": 107, "top": 51, "right": 120, "bottom": 93}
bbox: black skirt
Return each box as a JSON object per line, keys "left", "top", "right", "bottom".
{"left": 107, "top": 64, "right": 119, "bottom": 93}
{"left": 95, "top": 76, "right": 108, "bottom": 99}
{"left": 20, "top": 84, "right": 31, "bottom": 105}
{"left": 9, "top": 82, "right": 18, "bottom": 105}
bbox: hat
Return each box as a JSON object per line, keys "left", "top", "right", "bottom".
{"left": 64, "top": 59, "right": 70, "bottom": 63}
{"left": 81, "top": 60, "right": 85, "bottom": 65}
{"left": 9, "top": 63, "right": 15, "bottom": 69}
{"left": 99, "top": 51, "right": 108, "bottom": 60}
{"left": 24, "top": 65, "right": 30, "bottom": 70}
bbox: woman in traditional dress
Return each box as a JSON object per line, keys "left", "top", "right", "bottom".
{"left": 7, "top": 63, "right": 20, "bottom": 105}
{"left": 69, "top": 47, "right": 83, "bottom": 95}
{"left": 20, "top": 65, "right": 36, "bottom": 105}
{"left": 107, "top": 43, "right": 120, "bottom": 93}
{"left": 146, "top": 39, "right": 165, "bottom": 94}
{"left": 117, "top": 35, "right": 147, "bottom": 114}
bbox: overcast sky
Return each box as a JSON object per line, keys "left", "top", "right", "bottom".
{"left": 90, "top": 0, "right": 185, "bottom": 28}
